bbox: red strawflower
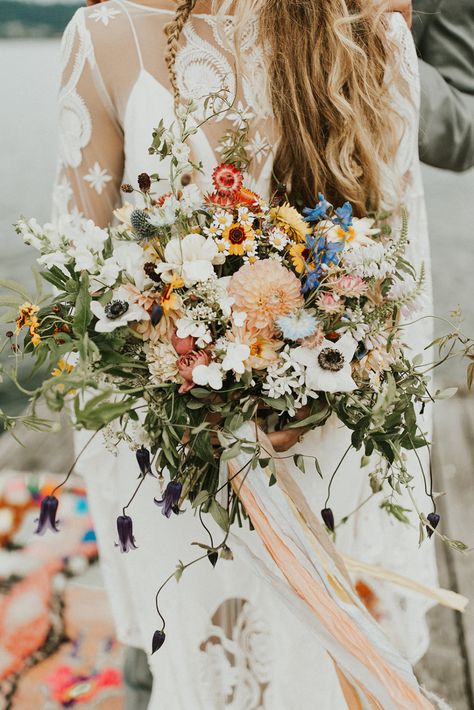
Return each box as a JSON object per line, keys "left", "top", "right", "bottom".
{"left": 204, "top": 191, "right": 237, "bottom": 208}
{"left": 212, "top": 163, "right": 244, "bottom": 195}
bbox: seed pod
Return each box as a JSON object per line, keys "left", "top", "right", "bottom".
{"left": 121, "top": 183, "right": 134, "bottom": 193}
{"left": 426, "top": 512, "right": 440, "bottom": 539}
{"left": 152, "top": 629, "right": 166, "bottom": 654}
{"left": 321, "top": 508, "right": 335, "bottom": 532}
{"left": 207, "top": 550, "right": 219, "bottom": 568}
{"left": 138, "top": 172, "right": 152, "bottom": 192}
{"left": 144, "top": 262, "right": 161, "bottom": 283}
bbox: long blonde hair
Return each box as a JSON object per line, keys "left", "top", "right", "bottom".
{"left": 165, "top": 0, "right": 403, "bottom": 213}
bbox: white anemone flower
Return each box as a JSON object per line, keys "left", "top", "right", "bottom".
{"left": 91, "top": 286, "right": 150, "bottom": 333}
{"left": 192, "top": 362, "right": 224, "bottom": 390}
{"left": 222, "top": 342, "right": 251, "bottom": 375}
{"left": 155, "top": 234, "right": 219, "bottom": 286}
{"left": 291, "top": 333, "right": 357, "bottom": 393}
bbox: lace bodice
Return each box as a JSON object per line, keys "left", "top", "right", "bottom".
{"left": 55, "top": 0, "right": 278, "bottom": 227}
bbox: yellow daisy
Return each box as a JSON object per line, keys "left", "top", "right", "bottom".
{"left": 289, "top": 243, "right": 315, "bottom": 274}
{"left": 269, "top": 204, "right": 312, "bottom": 243}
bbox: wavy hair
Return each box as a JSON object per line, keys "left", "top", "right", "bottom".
{"left": 165, "top": 0, "right": 404, "bottom": 213}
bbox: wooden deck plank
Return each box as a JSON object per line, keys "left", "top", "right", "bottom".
{"left": 416, "top": 395, "right": 474, "bottom": 709}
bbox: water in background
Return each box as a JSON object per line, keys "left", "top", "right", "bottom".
{"left": 1, "top": 38, "right": 473, "bottom": 412}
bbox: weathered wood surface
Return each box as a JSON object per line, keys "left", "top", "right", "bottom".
{"left": 415, "top": 393, "right": 474, "bottom": 710}
{"left": 0, "top": 395, "right": 473, "bottom": 708}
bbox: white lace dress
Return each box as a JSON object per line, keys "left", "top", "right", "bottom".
{"left": 55, "top": 3, "right": 438, "bottom": 708}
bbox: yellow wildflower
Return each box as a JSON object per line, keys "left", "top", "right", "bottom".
{"left": 269, "top": 204, "right": 312, "bottom": 243}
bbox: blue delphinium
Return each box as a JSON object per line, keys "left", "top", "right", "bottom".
{"left": 333, "top": 202, "right": 353, "bottom": 232}
{"left": 303, "top": 193, "right": 331, "bottom": 222}
{"left": 277, "top": 310, "right": 318, "bottom": 341}
{"left": 302, "top": 237, "right": 345, "bottom": 293}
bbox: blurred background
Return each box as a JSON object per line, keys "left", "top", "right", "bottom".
{"left": 0, "top": 1, "right": 473, "bottom": 708}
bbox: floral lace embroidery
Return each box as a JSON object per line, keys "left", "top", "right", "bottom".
{"left": 58, "top": 12, "right": 93, "bottom": 170}
{"left": 199, "top": 599, "right": 274, "bottom": 709}
{"left": 84, "top": 162, "right": 113, "bottom": 194}
{"left": 89, "top": 5, "right": 121, "bottom": 26}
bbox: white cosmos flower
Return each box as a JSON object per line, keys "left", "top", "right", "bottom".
{"left": 96, "top": 257, "right": 121, "bottom": 287}
{"left": 113, "top": 242, "right": 148, "bottom": 289}
{"left": 176, "top": 317, "right": 212, "bottom": 345}
{"left": 91, "top": 286, "right": 149, "bottom": 333}
{"left": 291, "top": 333, "right": 357, "bottom": 393}
{"left": 180, "top": 184, "right": 202, "bottom": 217}
{"left": 222, "top": 342, "right": 251, "bottom": 375}
{"left": 192, "top": 362, "right": 224, "bottom": 390}
{"left": 155, "top": 233, "right": 218, "bottom": 286}
{"left": 38, "top": 251, "right": 69, "bottom": 273}
{"left": 172, "top": 142, "right": 191, "bottom": 163}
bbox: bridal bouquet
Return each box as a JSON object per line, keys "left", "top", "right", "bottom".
{"left": 1, "top": 99, "right": 470, "bottom": 590}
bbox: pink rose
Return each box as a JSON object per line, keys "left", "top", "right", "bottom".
{"left": 172, "top": 331, "right": 196, "bottom": 355}
{"left": 177, "top": 351, "right": 209, "bottom": 394}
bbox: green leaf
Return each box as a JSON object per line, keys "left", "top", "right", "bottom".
{"left": 221, "top": 441, "right": 242, "bottom": 462}
{"left": 468, "top": 363, "right": 474, "bottom": 391}
{"left": 434, "top": 387, "right": 458, "bottom": 400}
{"left": 209, "top": 499, "right": 229, "bottom": 531}
{"left": 293, "top": 454, "right": 306, "bottom": 474}
{"left": 0, "top": 278, "right": 32, "bottom": 302}
{"left": 73, "top": 272, "right": 92, "bottom": 337}
{"left": 192, "top": 490, "right": 211, "bottom": 509}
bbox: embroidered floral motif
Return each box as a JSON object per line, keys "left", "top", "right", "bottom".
{"left": 89, "top": 5, "right": 121, "bottom": 26}
{"left": 199, "top": 599, "right": 274, "bottom": 709}
{"left": 84, "top": 162, "right": 113, "bottom": 194}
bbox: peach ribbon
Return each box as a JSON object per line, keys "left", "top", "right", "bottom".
{"left": 227, "top": 424, "right": 434, "bottom": 709}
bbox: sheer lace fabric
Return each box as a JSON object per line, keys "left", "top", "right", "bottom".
{"left": 55, "top": 4, "right": 437, "bottom": 707}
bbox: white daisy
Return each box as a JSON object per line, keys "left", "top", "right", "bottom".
{"left": 84, "top": 162, "right": 113, "bottom": 195}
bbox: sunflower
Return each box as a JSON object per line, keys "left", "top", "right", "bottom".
{"left": 222, "top": 222, "right": 255, "bottom": 256}
{"left": 269, "top": 203, "right": 312, "bottom": 243}
{"left": 289, "top": 243, "right": 315, "bottom": 274}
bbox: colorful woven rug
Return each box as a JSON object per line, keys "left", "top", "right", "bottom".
{"left": 0, "top": 473, "right": 124, "bottom": 709}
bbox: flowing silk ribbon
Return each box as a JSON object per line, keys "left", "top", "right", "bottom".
{"left": 227, "top": 423, "right": 441, "bottom": 709}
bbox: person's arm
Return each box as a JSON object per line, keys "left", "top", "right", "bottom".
{"left": 413, "top": 0, "right": 474, "bottom": 172}
{"left": 53, "top": 8, "right": 124, "bottom": 225}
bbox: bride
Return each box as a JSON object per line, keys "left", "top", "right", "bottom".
{"left": 54, "top": 0, "right": 439, "bottom": 707}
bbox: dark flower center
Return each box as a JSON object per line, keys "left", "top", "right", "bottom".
{"left": 318, "top": 347, "right": 345, "bottom": 372}
{"left": 228, "top": 226, "right": 246, "bottom": 245}
{"left": 105, "top": 300, "right": 129, "bottom": 320}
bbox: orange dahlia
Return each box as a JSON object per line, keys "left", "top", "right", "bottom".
{"left": 228, "top": 259, "right": 304, "bottom": 338}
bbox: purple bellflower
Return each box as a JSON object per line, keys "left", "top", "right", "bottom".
{"left": 136, "top": 446, "right": 152, "bottom": 477}
{"left": 116, "top": 515, "right": 138, "bottom": 553}
{"left": 154, "top": 481, "right": 185, "bottom": 518}
{"left": 35, "top": 495, "right": 60, "bottom": 535}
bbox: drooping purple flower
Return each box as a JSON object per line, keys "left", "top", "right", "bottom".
{"left": 35, "top": 495, "right": 60, "bottom": 535}
{"left": 321, "top": 507, "right": 335, "bottom": 532}
{"left": 116, "top": 515, "right": 138, "bottom": 553}
{"left": 136, "top": 446, "right": 152, "bottom": 477}
{"left": 154, "top": 481, "right": 184, "bottom": 518}
{"left": 426, "top": 512, "right": 440, "bottom": 539}
{"left": 152, "top": 629, "right": 166, "bottom": 654}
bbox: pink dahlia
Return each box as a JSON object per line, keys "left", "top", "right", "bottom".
{"left": 228, "top": 260, "right": 304, "bottom": 338}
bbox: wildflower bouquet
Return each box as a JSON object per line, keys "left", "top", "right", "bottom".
{"left": 1, "top": 99, "right": 471, "bottom": 581}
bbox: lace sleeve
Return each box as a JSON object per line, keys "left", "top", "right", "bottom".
{"left": 53, "top": 8, "right": 124, "bottom": 228}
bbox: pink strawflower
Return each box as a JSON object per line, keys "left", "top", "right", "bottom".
{"left": 317, "top": 292, "right": 344, "bottom": 314}
{"left": 300, "top": 323, "right": 325, "bottom": 349}
{"left": 328, "top": 274, "right": 367, "bottom": 297}
{"left": 229, "top": 259, "right": 304, "bottom": 338}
